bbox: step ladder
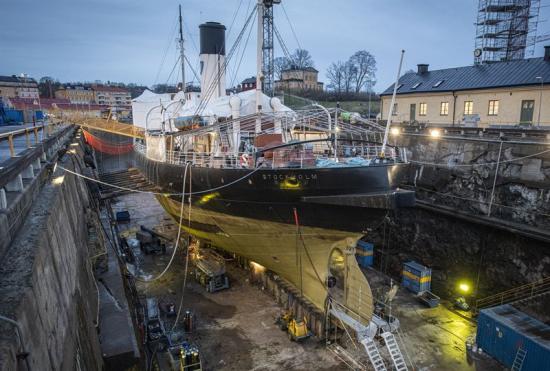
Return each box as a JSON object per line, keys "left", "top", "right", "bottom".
{"left": 360, "top": 338, "right": 387, "bottom": 371}
{"left": 381, "top": 332, "right": 408, "bottom": 371}
{"left": 511, "top": 348, "right": 527, "bottom": 371}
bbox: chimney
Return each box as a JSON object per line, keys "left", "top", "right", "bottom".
{"left": 545, "top": 45, "right": 550, "bottom": 61}
{"left": 417, "top": 64, "right": 429, "bottom": 74}
{"left": 199, "top": 22, "right": 227, "bottom": 100}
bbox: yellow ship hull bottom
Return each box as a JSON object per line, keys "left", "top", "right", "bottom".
{"left": 157, "top": 195, "right": 374, "bottom": 324}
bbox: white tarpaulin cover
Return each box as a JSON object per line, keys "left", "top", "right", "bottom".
{"left": 132, "top": 89, "right": 291, "bottom": 132}
{"left": 132, "top": 89, "right": 172, "bottom": 130}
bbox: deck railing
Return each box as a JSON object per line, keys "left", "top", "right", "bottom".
{"left": 135, "top": 140, "right": 405, "bottom": 169}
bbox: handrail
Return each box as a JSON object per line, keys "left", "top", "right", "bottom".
{"left": 475, "top": 276, "right": 550, "bottom": 311}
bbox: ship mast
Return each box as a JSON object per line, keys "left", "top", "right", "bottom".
{"left": 179, "top": 4, "right": 186, "bottom": 93}
{"left": 380, "top": 49, "right": 405, "bottom": 157}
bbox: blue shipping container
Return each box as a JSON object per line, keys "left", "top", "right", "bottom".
{"left": 4, "top": 109, "right": 23, "bottom": 124}
{"left": 476, "top": 305, "right": 550, "bottom": 371}
{"left": 402, "top": 261, "right": 431, "bottom": 294}
{"left": 356, "top": 240, "right": 373, "bottom": 268}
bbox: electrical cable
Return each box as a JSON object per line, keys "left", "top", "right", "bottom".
{"left": 133, "top": 162, "right": 190, "bottom": 283}
{"left": 170, "top": 166, "right": 192, "bottom": 333}
{"left": 56, "top": 162, "right": 265, "bottom": 196}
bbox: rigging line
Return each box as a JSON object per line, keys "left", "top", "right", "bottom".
{"left": 56, "top": 161, "right": 265, "bottom": 196}
{"left": 226, "top": 0, "right": 245, "bottom": 41}
{"left": 154, "top": 15, "right": 179, "bottom": 86}
{"left": 227, "top": 0, "right": 252, "bottom": 81}
{"left": 184, "top": 54, "right": 200, "bottom": 83}
{"left": 164, "top": 55, "right": 182, "bottom": 87}
{"left": 409, "top": 148, "right": 550, "bottom": 168}
{"left": 281, "top": 3, "right": 302, "bottom": 50}
{"left": 230, "top": 12, "right": 256, "bottom": 88}
{"left": 133, "top": 162, "right": 190, "bottom": 283}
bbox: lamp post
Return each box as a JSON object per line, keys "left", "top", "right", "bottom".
{"left": 536, "top": 76, "right": 543, "bottom": 128}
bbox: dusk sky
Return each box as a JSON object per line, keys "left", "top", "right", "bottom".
{"left": 1, "top": 0, "right": 549, "bottom": 92}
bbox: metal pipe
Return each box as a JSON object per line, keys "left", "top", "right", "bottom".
{"left": 0, "top": 314, "right": 31, "bottom": 371}
{"left": 487, "top": 140, "right": 503, "bottom": 217}
{"left": 311, "top": 104, "right": 331, "bottom": 134}
{"left": 536, "top": 76, "right": 543, "bottom": 128}
{"left": 145, "top": 103, "right": 164, "bottom": 133}
{"left": 381, "top": 50, "right": 405, "bottom": 157}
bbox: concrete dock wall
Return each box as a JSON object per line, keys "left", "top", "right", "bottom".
{"left": 0, "top": 148, "right": 103, "bottom": 370}
{"left": 370, "top": 132, "right": 550, "bottom": 304}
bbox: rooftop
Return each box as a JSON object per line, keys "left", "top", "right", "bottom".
{"left": 9, "top": 97, "right": 108, "bottom": 111}
{"left": 381, "top": 57, "right": 550, "bottom": 96}
{"left": 92, "top": 85, "right": 130, "bottom": 93}
{"left": 282, "top": 66, "right": 318, "bottom": 73}
{"left": 0, "top": 75, "right": 38, "bottom": 85}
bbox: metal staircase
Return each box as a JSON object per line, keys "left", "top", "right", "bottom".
{"left": 381, "top": 332, "right": 409, "bottom": 371}
{"left": 360, "top": 338, "right": 387, "bottom": 371}
{"left": 475, "top": 276, "right": 550, "bottom": 313}
{"left": 511, "top": 348, "right": 527, "bottom": 371}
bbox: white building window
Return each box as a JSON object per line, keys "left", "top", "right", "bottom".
{"left": 419, "top": 103, "right": 427, "bottom": 116}
{"left": 440, "top": 102, "right": 449, "bottom": 116}
{"left": 464, "top": 101, "right": 473, "bottom": 115}
{"left": 488, "top": 100, "right": 499, "bottom": 116}
{"left": 392, "top": 103, "right": 398, "bottom": 116}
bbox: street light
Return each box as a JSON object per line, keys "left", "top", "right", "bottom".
{"left": 536, "top": 76, "right": 543, "bottom": 128}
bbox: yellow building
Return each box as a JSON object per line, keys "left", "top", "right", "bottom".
{"left": 274, "top": 66, "right": 324, "bottom": 91}
{"left": 380, "top": 47, "right": 550, "bottom": 127}
{"left": 55, "top": 85, "right": 95, "bottom": 104}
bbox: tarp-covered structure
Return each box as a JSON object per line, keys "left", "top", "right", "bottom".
{"left": 132, "top": 89, "right": 291, "bottom": 132}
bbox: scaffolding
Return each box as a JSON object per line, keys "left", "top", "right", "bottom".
{"left": 475, "top": 0, "right": 541, "bottom": 63}
{"left": 261, "top": 0, "right": 280, "bottom": 97}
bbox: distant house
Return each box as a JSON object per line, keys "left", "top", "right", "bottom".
{"left": 380, "top": 46, "right": 550, "bottom": 127}
{"left": 91, "top": 85, "right": 132, "bottom": 108}
{"left": 239, "top": 77, "right": 257, "bottom": 92}
{"left": 7, "top": 97, "right": 107, "bottom": 121}
{"left": 55, "top": 85, "right": 95, "bottom": 104}
{"left": 0, "top": 75, "right": 39, "bottom": 100}
{"left": 274, "top": 66, "right": 323, "bottom": 92}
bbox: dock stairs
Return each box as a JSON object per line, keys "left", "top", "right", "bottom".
{"left": 381, "top": 332, "right": 409, "bottom": 371}
{"left": 474, "top": 276, "right": 550, "bottom": 313}
{"left": 511, "top": 348, "right": 527, "bottom": 371}
{"left": 360, "top": 338, "right": 387, "bottom": 371}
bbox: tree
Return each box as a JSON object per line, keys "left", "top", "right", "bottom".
{"left": 274, "top": 57, "right": 290, "bottom": 80}
{"left": 342, "top": 60, "right": 357, "bottom": 93}
{"left": 38, "top": 76, "right": 59, "bottom": 98}
{"left": 291, "top": 49, "right": 314, "bottom": 69}
{"left": 326, "top": 61, "right": 345, "bottom": 93}
{"left": 349, "top": 50, "right": 376, "bottom": 93}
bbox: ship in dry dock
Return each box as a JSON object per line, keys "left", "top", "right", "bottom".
{"left": 131, "top": 1, "right": 414, "bottom": 324}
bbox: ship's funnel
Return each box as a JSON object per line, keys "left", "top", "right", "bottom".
{"left": 199, "top": 22, "right": 226, "bottom": 100}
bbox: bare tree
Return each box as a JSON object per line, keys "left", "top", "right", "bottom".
{"left": 291, "top": 49, "right": 314, "bottom": 69}
{"left": 274, "top": 57, "right": 290, "bottom": 80}
{"left": 326, "top": 61, "right": 345, "bottom": 93}
{"left": 342, "top": 60, "right": 357, "bottom": 93}
{"left": 349, "top": 50, "right": 377, "bottom": 93}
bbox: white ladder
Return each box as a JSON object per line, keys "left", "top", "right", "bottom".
{"left": 511, "top": 348, "right": 527, "bottom": 371}
{"left": 360, "top": 338, "right": 387, "bottom": 371}
{"left": 381, "top": 332, "right": 409, "bottom": 371}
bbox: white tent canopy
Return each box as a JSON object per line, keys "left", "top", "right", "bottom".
{"left": 132, "top": 89, "right": 291, "bottom": 132}
{"left": 131, "top": 89, "right": 172, "bottom": 130}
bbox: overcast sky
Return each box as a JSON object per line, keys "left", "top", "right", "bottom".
{"left": 1, "top": 0, "right": 549, "bottom": 92}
